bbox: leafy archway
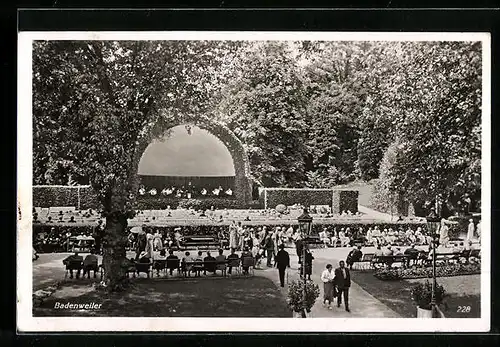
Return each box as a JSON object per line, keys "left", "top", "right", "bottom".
{"left": 135, "top": 114, "right": 252, "bottom": 204}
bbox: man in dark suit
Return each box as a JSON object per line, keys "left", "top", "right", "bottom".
{"left": 334, "top": 260, "right": 351, "bottom": 312}
{"left": 274, "top": 244, "right": 290, "bottom": 287}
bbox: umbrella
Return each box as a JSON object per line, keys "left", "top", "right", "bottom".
{"left": 130, "top": 226, "right": 143, "bottom": 234}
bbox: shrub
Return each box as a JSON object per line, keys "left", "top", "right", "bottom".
{"left": 275, "top": 204, "right": 287, "bottom": 214}
{"left": 287, "top": 280, "right": 320, "bottom": 314}
{"left": 410, "top": 280, "right": 447, "bottom": 310}
{"left": 373, "top": 263, "right": 481, "bottom": 281}
{"left": 333, "top": 190, "right": 359, "bottom": 214}
{"left": 263, "top": 189, "right": 333, "bottom": 209}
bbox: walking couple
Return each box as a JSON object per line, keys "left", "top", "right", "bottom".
{"left": 321, "top": 261, "right": 351, "bottom": 312}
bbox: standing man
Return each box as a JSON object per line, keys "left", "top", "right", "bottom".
{"left": 265, "top": 232, "right": 275, "bottom": 267}
{"left": 274, "top": 244, "right": 290, "bottom": 287}
{"left": 334, "top": 260, "right": 351, "bottom": 312}
{"left": 92, "top": 220, "right": 104, "bottom": 255}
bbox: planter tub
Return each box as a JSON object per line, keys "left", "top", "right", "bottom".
{"left": 416, "top": 307, "right": 433, "bottom": 318}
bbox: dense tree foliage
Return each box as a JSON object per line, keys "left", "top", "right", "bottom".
{"left": 217, "top": 42, "right": 309, "bottom": 187}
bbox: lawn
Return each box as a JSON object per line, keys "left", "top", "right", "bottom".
{"left": 351, "top": 270, "right": 481, "bottom": 318}
{"left": 33, "top": 276, "right": 291, "bottom": 317}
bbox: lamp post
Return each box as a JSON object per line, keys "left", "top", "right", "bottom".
{"left": 297, "top": 208, "right": 313, "bottom": 318}
{"left": 426, "top": 209, "right": 441, "bottom": 318}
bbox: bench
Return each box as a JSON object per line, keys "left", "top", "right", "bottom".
{"left": 181, "top": 259, "right": 237, "bottom": 277}
{"left": 351, "top": 253, "right": 374, "bottom": 270}
{"left": 182, "top": 236, "right": 220, "bottom": 250}
{"left": 372, "top": 255, "right": 409, "bottom": 268}
{"left": 422, "top": 252, "right": 462, "bottom": 266}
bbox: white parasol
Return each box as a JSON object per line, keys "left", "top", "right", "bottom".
{"left": 130, "top": 226, "right": 143, "bottom": 234}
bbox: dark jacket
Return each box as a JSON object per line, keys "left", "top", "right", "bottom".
{"left": 334, "top": 267, "right": 351, "bottom": 288}
{"left": 274, "top": 249, "right": 290, "bottom": 269}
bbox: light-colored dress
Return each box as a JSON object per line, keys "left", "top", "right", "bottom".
{"left": 467, "top": 222, "right": 475, "bottom": 242}
{"left": 439, "top": 224, "right": 450, "bottom": 246}
{"left": 229, "top": 226, "right": 238, "bottom": 249}
{"left": 321, "top": 269, "right": 336, "bottom": 303}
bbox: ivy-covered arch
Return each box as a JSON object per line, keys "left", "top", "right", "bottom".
{"left": 135, "top": 114, "right": 252, "bottom": 204}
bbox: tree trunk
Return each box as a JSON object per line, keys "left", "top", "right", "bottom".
{"left": 102, "top": 211, "right": 129, "bottom": 291}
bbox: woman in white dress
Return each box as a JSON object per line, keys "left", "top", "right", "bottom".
{"left": 466, "top": 219, "right": 475, "bottom": 243}
{"left": 229, "top": 221, "right": 238, "bottom": 250}
{"left": 145, "top": 230, "right": 154, "bottom": 259}
{"left": 439, "top": 219, "right": 450, "bottom": 248}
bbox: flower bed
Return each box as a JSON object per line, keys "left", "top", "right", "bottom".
{"left": 374, "top": 263, "right": 481, "bottom": 281}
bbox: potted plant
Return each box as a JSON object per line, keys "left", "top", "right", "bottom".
{"left": 410, "top": 280, "right": 447, "bottom": 318}
{"left": 287, "top": 280, "right": 320, "bottom": 318}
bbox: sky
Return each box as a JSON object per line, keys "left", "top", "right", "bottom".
{"left": 137, "top": 125, "right": 235, "bottom": 177}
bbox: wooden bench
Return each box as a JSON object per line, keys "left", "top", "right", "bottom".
{"left": 351, "top": 253, "right": 374, "bottom": 270}
{"left": 182, "top": 236, "right": 220, "bottom": 250}
{"left": 372, "top": 255, "right": 410, "bottom": 268}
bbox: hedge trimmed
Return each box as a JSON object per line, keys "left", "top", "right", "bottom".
{"left": 373, "top": 262, "right": 481, "bottom": 281}
{"left": 134, "top": 196, "right": 260, "bottom": 210}
{"left": 34, "top": 186, "right": 262, "bottom": 210}
{"left": 262, "top": 188, "right": 333, "bottom": 209}
{"left": 333, "top": 190, "right": 359, "bottom": 214}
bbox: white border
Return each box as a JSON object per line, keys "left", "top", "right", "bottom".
{"left": 17, "top": 31, "right": 491, "bottom": 332}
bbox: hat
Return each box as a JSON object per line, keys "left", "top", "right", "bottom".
{"left": 469, "top": 219, "right": 473, "bottom": 222}
{"left": 174, "top": 227, "right": 181, "bottom": 231}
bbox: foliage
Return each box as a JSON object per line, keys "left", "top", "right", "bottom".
{"left": 217, "top": 42, "right": 309, "bottom": 187}
{"left": 410, "top": 280, "right": 447, "bottom": 310}
{"left": 374, "top": 42, "right": 482, "bottom": 215}
{"left": 335, "top": 190, "right": 359, "bottom": 214}
{"left": 33, "top": 186, "right": 99, "bottom": 210}
{"left": 370, "top": 141, "right": 404, "bottom": 215}
{"left": 374, "top": 263, "right": 481, "bottom": 281}
{"left": 286, "top": 279, "right": 320, "bottom": 313}
{"left": 262, "top": 188, "right": 333, "bottom": 209}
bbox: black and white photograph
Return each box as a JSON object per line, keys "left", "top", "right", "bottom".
{"left": 17, "top": 31, "right": 490, "bottom": 332}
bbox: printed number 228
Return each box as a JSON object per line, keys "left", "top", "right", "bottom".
{"left": 457, "top": 306, "right": 471, "bottom": 313}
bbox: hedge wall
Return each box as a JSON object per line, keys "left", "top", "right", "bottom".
{"left": 134, "top": 197, "right": 261, "bottom": 210}
{"left": 33, "top": 186, "right": 100, "bottom": 209}
{"left": 262, "top": 189, "right": 333, "bottom": 209}
{"left": 333, "top": 190, "right": 359, "bottom": 214}
{"left": 33, "top": 186, "right": 262, "bottom": 211}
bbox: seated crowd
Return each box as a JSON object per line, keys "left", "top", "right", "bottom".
{"left": 344, "top": 238, "right": 481, "bottom": 270}
{"left": 318, "top": 225, "right": 433, "bottom": 248}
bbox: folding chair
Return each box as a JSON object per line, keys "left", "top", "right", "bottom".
{"left": 64, "top": 260, "right": 83, "bottom": 279}
{"left": 216, "top": 260, "right": 227, "bottom": 276}
{"left": 227, "top": 258, "right": 241, "bottom": 275}
{"left": 153, "top": 259, "right": 167, "bottom": 277}
{"left": 135, "top": 261, "right": 152, "bottom": 278}
{"left": 166, "top": 258, "right": 181, "bottom": 276}
{"left": 241, "top": 256, "right": 255, "bottom": 275}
